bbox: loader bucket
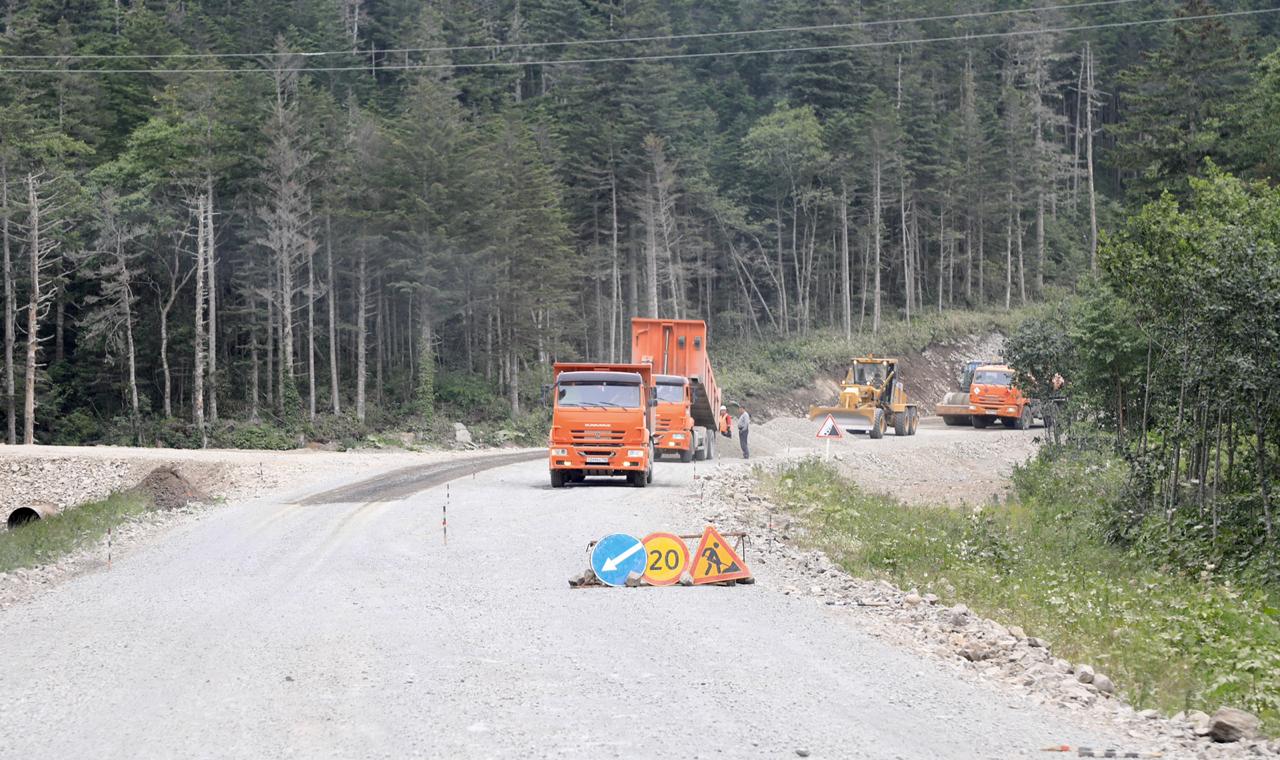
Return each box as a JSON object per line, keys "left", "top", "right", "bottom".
{"left": 808, "top": 404, "right": 877, "bottom": 433}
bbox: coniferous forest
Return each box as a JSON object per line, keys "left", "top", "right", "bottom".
{"left": 0, "top": 0, "right": 1278, "bottom": 449}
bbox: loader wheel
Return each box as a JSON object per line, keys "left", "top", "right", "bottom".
{"left": 972, "top": 416, "right": 990, "bottom": 429}
{"left": 1016, "top": 406, "right": 1032, "bottom": 430}
{"left": 894, "top": 411, "right": 909, "bottom": 436}
{"left": 909, "top": 409, "right": 920, "bottom": 435}
{"left": 550, "top": 470, "right": 567, "bottom": 489}
{"left": 869, "top": 409, "right": 885, "bottom": 440}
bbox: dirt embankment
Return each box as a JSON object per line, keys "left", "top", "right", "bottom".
{"left": 758, "top": 332, "right": 1005, "bottom": 420}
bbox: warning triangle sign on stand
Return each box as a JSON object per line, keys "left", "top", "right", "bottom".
{"left": 690, "top": 525, "right": 752, "bottom": 584}
{"left": 816, "top": 413, "right": 844, "bottom": 439}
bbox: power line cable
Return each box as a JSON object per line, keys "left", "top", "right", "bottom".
{"left": 0, "top": 6, "right": 1275, "bottom": 75}
{"left": 0, "top": 0, "right": 1155, "bottom": 60}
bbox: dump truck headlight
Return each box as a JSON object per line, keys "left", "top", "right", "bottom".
{"left": 551, "top": 448, "right": 568, "bottom": 456}
{"left": 671, "top": 433, "right": 685, "bottom": 440}
{"left": 627, "top": 449, "right": 646, "bottom": 458}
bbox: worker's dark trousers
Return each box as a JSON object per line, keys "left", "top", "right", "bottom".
{"left": 739, "top": 430, "right": 749, "bottom": 459}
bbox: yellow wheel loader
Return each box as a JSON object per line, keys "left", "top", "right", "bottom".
{"left": 808, "top": 356, "right": 919, "bottom": 439}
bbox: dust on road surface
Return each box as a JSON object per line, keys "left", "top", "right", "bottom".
{"left": 0, "top": 445, "right": 1139, "bottom": 759}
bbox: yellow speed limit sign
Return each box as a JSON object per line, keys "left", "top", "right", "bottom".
{"left": 641, "top": 532, "right": 689, "bottom": 586}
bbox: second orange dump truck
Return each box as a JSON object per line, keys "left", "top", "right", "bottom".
{"left": 631, "top": 318, "right": 722, "bottom": 462}
{"left": 936, "top": 361, "right": 1039, "bottom": 430}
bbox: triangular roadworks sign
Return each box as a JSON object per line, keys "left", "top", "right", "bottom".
{"left": 816, "top": 414, "right": 843, "bottom": 439}
{"left": 690, "top": 525, "right": 752, "bottom": 584}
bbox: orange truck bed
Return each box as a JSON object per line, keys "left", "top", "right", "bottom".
{"left": 630, "top": 318, "right": 723, "bottom": 462}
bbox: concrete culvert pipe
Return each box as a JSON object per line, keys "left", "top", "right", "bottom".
{"left": 7, "top": 503, "right": 59, "bottom": 530}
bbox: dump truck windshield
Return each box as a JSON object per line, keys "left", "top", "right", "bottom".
{"left": 974, "top": 370, "right": 1013, "bottom": 386}
{"left": 557, "top": 382, "right": 641, "bottom": 408}
{"left": 655, "top": 383, "right": 685, "bottom": 404}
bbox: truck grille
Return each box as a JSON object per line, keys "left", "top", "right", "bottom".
{"left": 976, "top": 394, "right": 1006, "bottom": 405}
{"left": 571, "top": 429, "right": 625, "bottom": 444}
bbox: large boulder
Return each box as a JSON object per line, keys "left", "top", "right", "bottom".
{"left": 453, "top": 423, "right": 473, "bottom": 446}
{"left": 1209, "top": 707, "right": 1261, "bottom": 743}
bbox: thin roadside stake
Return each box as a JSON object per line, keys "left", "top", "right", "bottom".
{"left": 442, "top": 483, "right": 449, "bottom": 546}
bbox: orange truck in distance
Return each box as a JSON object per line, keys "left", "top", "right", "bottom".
{"left": 547, "top": 362, "right": 655, "bottom": 488}
{"left": 966, "top": 363, "right": 1038, "bottom": 430}
{"left": 630, "top": 318, "right": 722, "bottom": 462}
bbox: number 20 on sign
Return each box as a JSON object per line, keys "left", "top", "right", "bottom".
{"left": 641, "top": 532, "right": 690, "bottom": 586}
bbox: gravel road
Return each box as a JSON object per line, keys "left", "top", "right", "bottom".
{"left": 0, "top": 444, "right": 1148, "bottom": 760}
{"left": 721, "top": 414, "right": 1042, "bottom": 506}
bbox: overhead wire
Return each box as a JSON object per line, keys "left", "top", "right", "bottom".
{"left": 0, "top": 5, "right": 1275, "bottom": 75}
{"left": 0, "top": 0, "right": 1155, "bottom": 60}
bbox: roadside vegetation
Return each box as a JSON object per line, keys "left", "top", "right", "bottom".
{"left": 767, "top": 457, "right": 1280, "bottom": 732}
{"left": 0, "top": 492, "right": 151, "bottom": 574}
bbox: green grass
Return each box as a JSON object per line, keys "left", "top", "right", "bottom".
{"left": 716, "top": 308, "right": 1034, "bottom": 406}
{"left": 764, "top": 457, "right": 1280, "bottom": 731}
{"left": 0, "top": 491, "right": 152, "bottom": 574}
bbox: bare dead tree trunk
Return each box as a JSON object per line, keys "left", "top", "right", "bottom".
{"left": 206, "top": 178, "right": 218, "bottom": 422}
{"left": 115, "top": 236, "right": 140, "bottom": 437}
{"left": 1085, "top": 43, "right": 1099, "bottom": 272}
{"left": 326, "top": 216, "right": 339, "bottom": 415}
{"left": 839, "top": 183, "right": 851, "bottom": 342}
{"left": 1005, "top": 194, "right": 1013, "bottom": 311}
{"left": 643, "top": 189, "right": 659, "bottom": 318}
{"left": 266, "top": 264, "right": 276, "bottom": 408}
{"left": 900, "top": 176, "right": 911, "bottom": 326}
{"left": 249, "top": 301, "right": 261, "bottom": 421}
{"left": 2, "top": 166, "right": 14, "bottom": 444}
{"left": 355, "top": 247, "right": 367, "bottom": 424}
{"left": 157, "top": 248, "right": 190, "bottom": 419}
{"left": 307, "top": 232, "right": 316, "bottom": 421}
{"left": 23, "top": 174, "right": 42, "bottom": 445}
{"left": 872, "top": 154, "right": 883, "bottom": 333}
{"left": 609, "top": 170, "right": 620, "bottom": 362}
{"left": 1017, "top": 210, "right": 1027, "bottom": 304}
{"left": 192, "top": 194, "right": 208, "bottom": 449}
{"left": 937, "top": 207, "right": 946, "bottom": 313}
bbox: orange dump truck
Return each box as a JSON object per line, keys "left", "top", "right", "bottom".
{"left": 966, "top": 363, "right": 1038, "bottom": 430}
{"left": 548, "top": 362, "right": 655, "bottom": 488}
{"left": 631, "top": 318, "right": 722, "bottom": 462}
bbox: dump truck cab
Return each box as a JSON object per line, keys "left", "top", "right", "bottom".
{"left": 652, "top": 374, "right": 698, "bottom": 462}
{"left": 936, "top": 358, "right": 997, "bottom": 426}
{"left": 966, "top": 363, "right": 1035, "bottom": 430}
{"left": 808, "top": 356, "right": 918, "bottom": 439}
{"left": 548, "top": 362, "right": 655, "bottom": 488}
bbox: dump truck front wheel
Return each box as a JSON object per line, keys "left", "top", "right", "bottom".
{"left": 680, "top": 441, "right": 695, "bottom": 463}
{"left": 550, "top": 470, "right": 567, "bottom": 488}
{"left": 972, "top": 416, "right": 991, "bottom": 429}
{"left": 1016, "top": 406, "right": 1032, "bottom": 430}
